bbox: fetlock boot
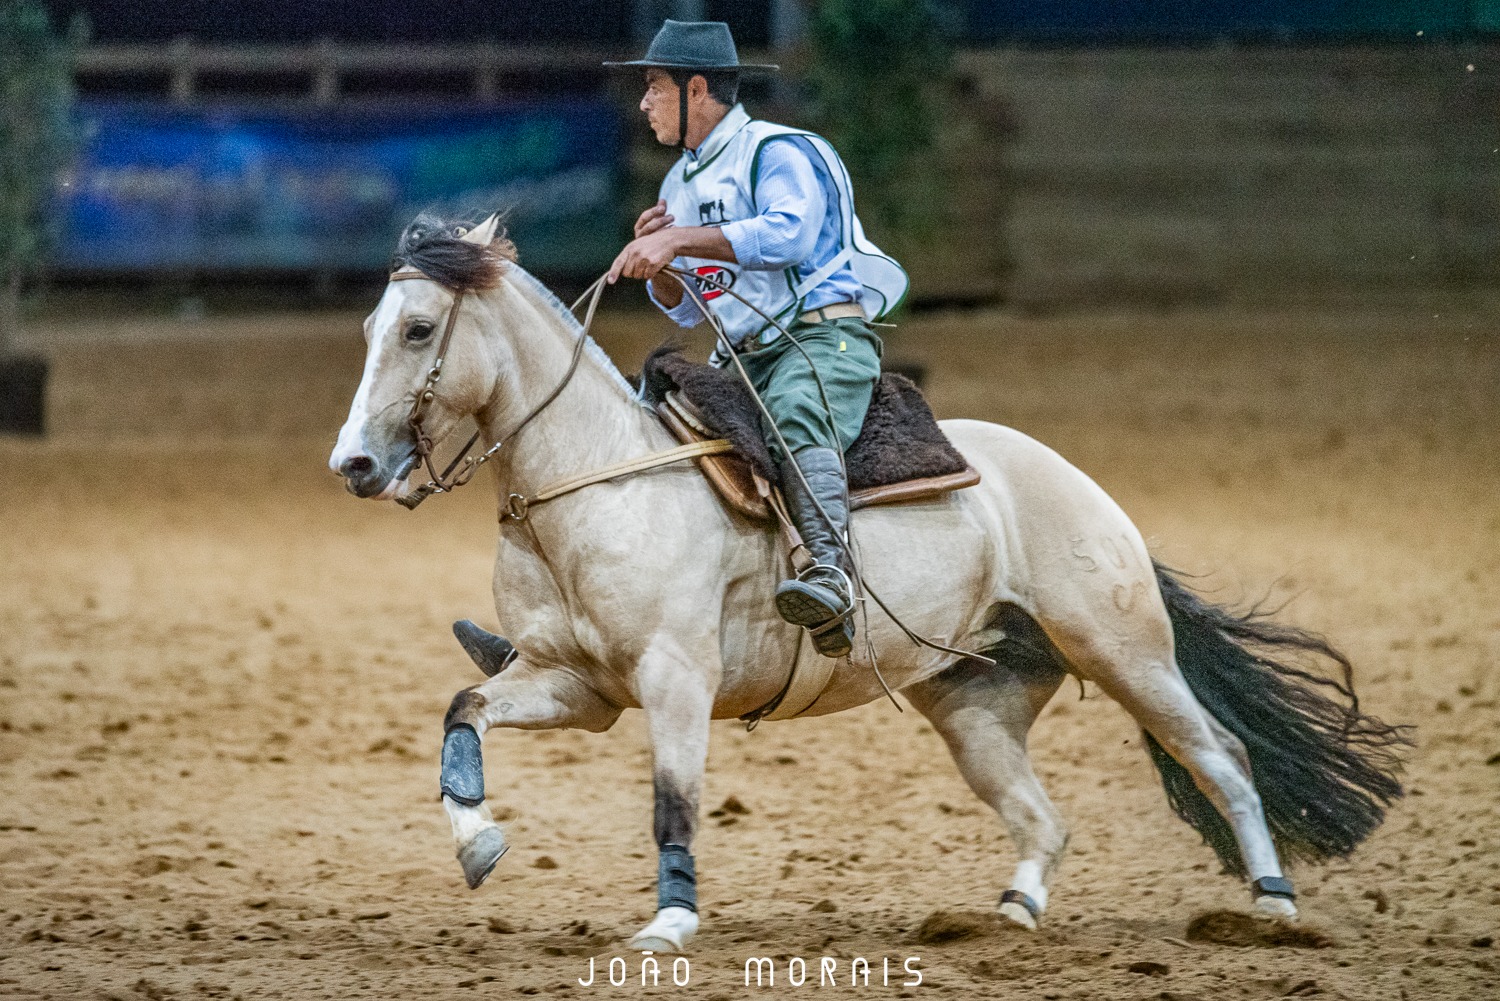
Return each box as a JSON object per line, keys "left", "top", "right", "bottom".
{"left": 774, "top": 447, "right": 856, "bottom": 657}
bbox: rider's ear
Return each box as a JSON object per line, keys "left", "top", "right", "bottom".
{"left": 460, "top": 214, "right": 501, "bottom": 247}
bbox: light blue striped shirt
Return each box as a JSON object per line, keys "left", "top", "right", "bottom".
{"left": 653, "top": 131, "right": 864, "bottom": 327}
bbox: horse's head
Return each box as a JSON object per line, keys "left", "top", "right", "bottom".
{"left": 330, "top": 213, "right": 515, "bottom": 499}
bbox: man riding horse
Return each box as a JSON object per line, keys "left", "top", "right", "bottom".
{"left": 606, "top": 20, "right": 909, "bottom": 659}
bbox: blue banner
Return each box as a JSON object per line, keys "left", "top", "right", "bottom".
{"left": 54, "top": 99, "right": 624, "bottom": 274}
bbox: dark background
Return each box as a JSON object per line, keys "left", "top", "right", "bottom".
{"left": 42, "top": 1, "right": 1500, "bottom": 44}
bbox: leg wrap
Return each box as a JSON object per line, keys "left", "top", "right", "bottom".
{"left": 657, "top": 844, "right": 697, "bottom": 913}
{"left": 440, "top": 724, "right": 485, "bottom": 807}
{"left": 1251, "top": 876, "right": 1296, "bottom": 901}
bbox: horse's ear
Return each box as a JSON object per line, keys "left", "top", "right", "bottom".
{"left": 459, "top": 213, "right": 501, "bottom": 247}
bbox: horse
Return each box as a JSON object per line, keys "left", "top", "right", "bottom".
{"left": 328, "top": 214, "right": 1407, "bottom": 954}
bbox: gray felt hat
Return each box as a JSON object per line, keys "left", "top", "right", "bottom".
{"left": 603, "top": 19, "right": 779, "bottom": 73}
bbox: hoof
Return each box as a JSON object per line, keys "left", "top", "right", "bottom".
{"left": 998, "top": 889, "right": 1042, "bottom": 930}
{"left": 453, "top": 620, "right": 516, "bottom": 678}
{"left": 998, "top": 901, "right": 1039, "bottom": 930}
{"left": 457, "top": 826, "right": 507, "bottom": 890}
{"left": 629, "top": 935, "right": 680, "bottom": 953}
{"left": 628, "top": 906, "right": 698, "bottom": 954}
{"left": 1253, "top": 894, "right": 1298, "bottom": 921}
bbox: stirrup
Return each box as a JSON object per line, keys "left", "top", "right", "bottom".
{"left": 793, "top": 563, "right": 853, "bottom": 602}
{"left": 776, "top": 565, "right": 854, "bottom": 623}
{"left": 776, "top": 564, "right": 855, "bottom": 658}
{"left": 806, "top": 608, "right": 855, "bottom": 658}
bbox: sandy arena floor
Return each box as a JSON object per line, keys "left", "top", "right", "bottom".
{"left": 0, "top": 301, "right": 1496, "bottom": 999}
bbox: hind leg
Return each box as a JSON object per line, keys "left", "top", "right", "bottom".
{"left": 905, "top": 658, "right": 1069, "bottom": 930}
{"left": 1039, "top": 601, "right": 1297, "bottom": 919}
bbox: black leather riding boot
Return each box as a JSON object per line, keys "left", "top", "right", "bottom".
{"left": 774, "top": 447, "right": 856, "bottom": 657}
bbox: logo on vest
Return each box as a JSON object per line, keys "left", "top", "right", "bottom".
{"left": 698, "top": 198, "right": 730, "bottom": 226}
{"left": 692, "top": 265, "right": 735, "bottom": 301}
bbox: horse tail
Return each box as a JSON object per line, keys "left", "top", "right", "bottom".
{"left": 1145, "top": 561, "right": 1412, "bottom": 876}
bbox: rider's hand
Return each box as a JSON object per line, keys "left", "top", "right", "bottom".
{"left": 607, "top": 227, "right": 681, "bottom": 284}
{"left": 634, "top": 199, "right": 674, "bottom": 239}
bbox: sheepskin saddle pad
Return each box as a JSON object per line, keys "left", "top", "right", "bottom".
{"left": 637, "top": 347, "right": 980, "bottom": 524}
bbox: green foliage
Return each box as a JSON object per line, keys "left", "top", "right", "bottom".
{"left": 806, "top": 0, "right": 953, "bottom": 236}
{"left": 0, "top": 0, "right": 84, "bottom": 345}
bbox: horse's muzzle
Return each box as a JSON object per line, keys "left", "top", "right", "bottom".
{"left": 337, "top": 450, "right": 416, "bottom": 499}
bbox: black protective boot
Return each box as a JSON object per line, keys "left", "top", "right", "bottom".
{"left": 774, "top": 447, "right": 856, "bottom": 657}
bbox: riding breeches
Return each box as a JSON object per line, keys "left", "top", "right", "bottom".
{"left": 735, "top": 315, "right": 883, "bottom": 460}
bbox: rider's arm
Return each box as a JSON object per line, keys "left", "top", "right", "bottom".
{"left": 646, "top": 273, "right": 698, "bottom": 325}
{"left": 719, "top": 138, "right": 825, "bottom": 271}
{"left": 643, "top": 228, "right": 740, "bottom": 326}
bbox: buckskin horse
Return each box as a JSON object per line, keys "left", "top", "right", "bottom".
{"left": 328, "top": 214, "right": 1406, "bottom": 954}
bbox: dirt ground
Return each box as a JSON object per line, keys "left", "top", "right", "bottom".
{"left": 1, "top": 300, "right": 1496, "bottom": 1000}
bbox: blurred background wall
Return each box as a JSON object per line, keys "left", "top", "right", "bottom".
{"left": 33, "top": 0, "right": 1500, "bottom": 307}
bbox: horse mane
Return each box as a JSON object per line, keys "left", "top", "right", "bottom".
{"left": 391, "top": 212, "right": 518, "bottom": 291}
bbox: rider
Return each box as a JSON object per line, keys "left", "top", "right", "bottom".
{"left": 606, "top": 20, "right": 908, "bottom": 659}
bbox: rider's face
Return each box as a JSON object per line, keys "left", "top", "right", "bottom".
{"left": 640, "top": 69, "right": 681, "bottom": 145}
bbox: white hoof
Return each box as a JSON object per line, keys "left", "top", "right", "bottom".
{"left": 998, "top": 901, "right": 1039, "bottom": 930}
{"left": 628, "top": 906, "right": 698, "bottom": 953}
{"left": 1253, "top": 894, "right": 1298, "bottom": 920}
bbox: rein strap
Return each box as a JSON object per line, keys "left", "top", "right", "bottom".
{"left": 501, "top": 439, "right": 734, "bottom": 522}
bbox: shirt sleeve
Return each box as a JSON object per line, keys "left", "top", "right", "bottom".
{"left": 719, "top": 137, "right": 826, "bottom": 270}
{"left": 646, "top": 277, "right": 704, "bottom": 328}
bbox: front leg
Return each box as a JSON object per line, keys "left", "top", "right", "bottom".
{"left": 441, "top": 660, "right": 621, "bottom": 889}
{"left": 627, "top": 644, "right": 715, "bottom": 954}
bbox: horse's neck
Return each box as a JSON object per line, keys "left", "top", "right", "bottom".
{"left": 473, "top": 271, "right": 660, "bottom": 499}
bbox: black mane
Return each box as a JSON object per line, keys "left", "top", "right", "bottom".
{"left": 390, "top": 212, "right": 516, "bottom": 291}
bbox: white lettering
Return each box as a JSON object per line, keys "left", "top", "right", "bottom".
{"left": 673, "top": 957, "right": 691, "bottom": 986}
{"left": 821, "top": 956, "right": 837, "bottom": 986}
{"left": 745, "top": 957, "right": 775, "bottom": 987}
{"left": 904, "top": 956, "right": 923, "bottom": 986}
{"left": 578, "top": 956, "right": 594, "bottom": 987}
{"left": 640, "top": 953, "right": 659, "bottom": 987}
{"left": 608, "top": 957, "right": 625, "bottom": 986}
{"left": 788, "top": 957, "right": 807, "bottom": 987}
{"left": 851, "top": 958, "right": 870, "bottom": 986}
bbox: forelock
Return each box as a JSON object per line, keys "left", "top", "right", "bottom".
{"left": 391, "top": 212, "right": 518, "bottom": 291}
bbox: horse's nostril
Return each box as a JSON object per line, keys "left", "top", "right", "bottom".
{"left": 340, "top": 455, "right": 375, "bottom": 478}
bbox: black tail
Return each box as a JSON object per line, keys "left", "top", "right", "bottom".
{"left": 1146, "top": 561, "right": 1412, "bottom": 876}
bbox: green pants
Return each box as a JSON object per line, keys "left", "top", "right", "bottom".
{"left": 737, "top": 315, "right": 884, "bottom": 460}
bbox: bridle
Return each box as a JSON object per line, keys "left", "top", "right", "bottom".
{"left": 386, "top": 268, "right": 604, "bottom": 510}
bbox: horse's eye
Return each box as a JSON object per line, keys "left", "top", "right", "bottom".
{"left": 405, "top": 322, "right": 434, "bottom": 343}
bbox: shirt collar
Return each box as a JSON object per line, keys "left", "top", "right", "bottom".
{"left": 685, "top": 103, "right": 751, "bottom": 163}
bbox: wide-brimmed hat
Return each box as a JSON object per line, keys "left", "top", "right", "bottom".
{"left": 603, "top": 19, "right": 778, "bottom": 73}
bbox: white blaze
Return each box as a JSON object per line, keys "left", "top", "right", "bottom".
{"left": 329, "top": 284, "right": 408, "bottom": 473}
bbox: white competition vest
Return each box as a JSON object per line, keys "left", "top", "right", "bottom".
{"left": 658, "top": 109, "right": 909, "bottom": 354}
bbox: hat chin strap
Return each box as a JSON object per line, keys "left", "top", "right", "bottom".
{"left": 673, "top": 70, "right": 690, "bottom": 150}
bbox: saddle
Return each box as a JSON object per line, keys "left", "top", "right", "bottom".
{"left": 639, "top": 348, "right": 980, "bottom": 524}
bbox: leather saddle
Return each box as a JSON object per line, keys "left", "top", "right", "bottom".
{"left": 656, "top": 391, "right": 980, "bottom": 523}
